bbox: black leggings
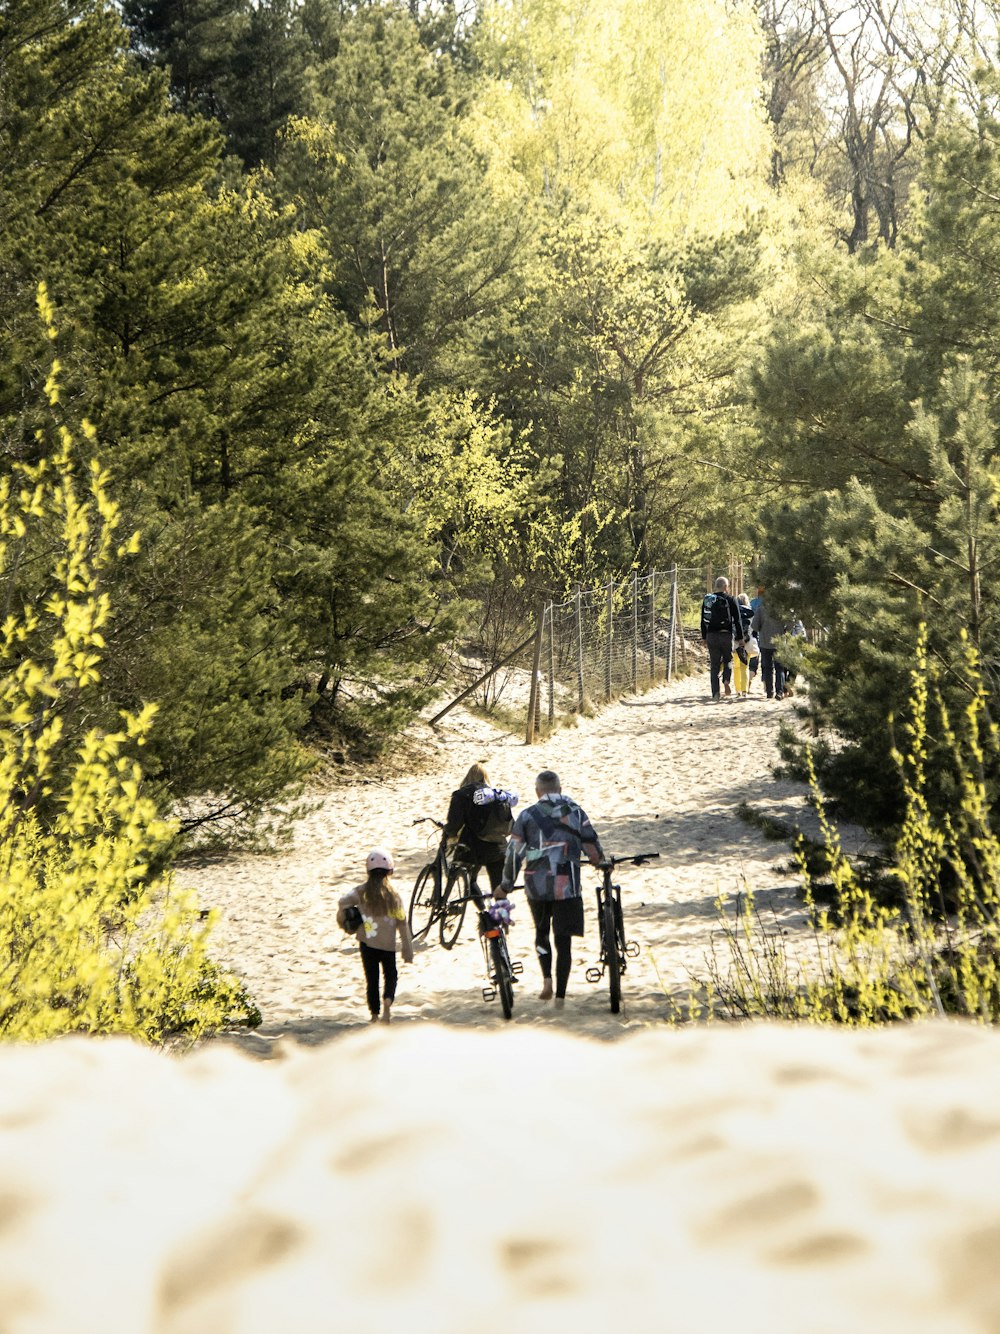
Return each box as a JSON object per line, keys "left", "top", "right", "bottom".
{"left": 458, "top": 849, "right": 505, "bottom": 900}
{"left": 543, "top": 934, "right": 574, "bottom": 998}
{"left": 530, "top": 899, "right": 583, "bottom": 999}
{"left": 359, "top": 942, "right": 397, "bottom": 1017}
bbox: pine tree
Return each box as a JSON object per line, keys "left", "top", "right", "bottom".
{"left": 123, "top": 0, "right": 244, "bottom": 119}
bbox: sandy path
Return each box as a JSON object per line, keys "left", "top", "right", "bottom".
{"left": 186, "top": 677, "right": 852, "bottom": 1046}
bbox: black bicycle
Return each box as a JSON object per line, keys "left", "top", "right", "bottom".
{"left": 408, "top": 818, "right": 472, "bottom": 944}
{"left": 442, "top": 886, "right": 523, "bottom": 1019}
{"left": 586, "top": 852, "right": 658, "bottom": 1013}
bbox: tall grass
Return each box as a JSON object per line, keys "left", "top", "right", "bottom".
{"left": 707, "top": 625, "right": 1000, "bottom": 1024}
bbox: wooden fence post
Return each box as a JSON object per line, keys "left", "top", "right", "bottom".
{"left": 428, "top": 631, "right": 537, "bottom": 726}
{"left": 547, "top": 600, "right": 555, "bottom": 726}
{"left": 666, "top": 566, "right": 676, "bottom": 681}
{"left": 525, "top": 611, "right": 544, "bottom": 744}
{"left": 676, "top": 574, "right": 687, "bottom": 668}
{"left": 605, "top": 580, "right": 614, "bottom": 700}
{"left": 575, "top": 589, "right": 585, "bottom": 712}
{"left": 649, "top": 569, "right": 656, "bottom": 681}
{"left": 631, "top": 572, "right": 638, "bottom": 692}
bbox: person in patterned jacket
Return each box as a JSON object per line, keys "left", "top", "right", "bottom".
{"left": 500, "top": 770, "right": 604, "bottom": 1005}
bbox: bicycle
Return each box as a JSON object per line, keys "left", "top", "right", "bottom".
{"left": 441, "top": 886, "right": 523, "bottom": 1019}
{"left": 407, "top": 818, "right": 473, "bottom": 944}
{"left": 586, "top": 852, "right": 659, "bottom": 1013}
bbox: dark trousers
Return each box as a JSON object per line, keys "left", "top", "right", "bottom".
{"left": 761, "top": 647, "right": 786, "bottom": 698}
{"left": 529, "top": 898, "right": 584, "bottom": 998}
{"left": 460, "top": 851, "right": 504, "bottom": 899}
{"left": 359, "top": 942, "right": 397, "bottom": 1016}
{"left": 705, "top": 630, "right": 734, "bottom": 697}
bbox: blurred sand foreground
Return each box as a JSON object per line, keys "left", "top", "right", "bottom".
{"left": 2, "top": 1023, "right": 1000, "bottom": 1333}
{"left": 4, "top": 678, "right": 1000, "bottom": 1333}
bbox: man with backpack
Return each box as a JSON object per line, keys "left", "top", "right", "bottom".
{"left": 700, "top": 575, "right": 745, "bottom": 702}
{"left": 444, "top": 762, "right": 517, "bottom": 903}
{"left": 501, "top": 770, "right": 604, "bottom": 1005}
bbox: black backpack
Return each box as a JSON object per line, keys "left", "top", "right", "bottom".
{"left": 702, "top": 592, "right": 732, "bottom": 633}
{"left": 469, "top": 787, "right": 514, "bottom": 844}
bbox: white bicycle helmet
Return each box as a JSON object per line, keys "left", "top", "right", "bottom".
{"left": 366, "top": 847, "right": 394, "bottom": 873}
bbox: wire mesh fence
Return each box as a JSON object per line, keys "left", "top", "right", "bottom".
{"left": 525, "top": 565, "right": 736, "bottom": 740}
{"left": 432, "top": 560, "right": 752, "bottom": 740}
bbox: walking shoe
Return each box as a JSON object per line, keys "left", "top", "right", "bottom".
{"left": 710, "top": 695, "right": 720, "bottom": 703}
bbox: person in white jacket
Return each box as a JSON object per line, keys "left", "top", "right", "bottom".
{"left": 338, "top": 848, "right": 413, "bottom": 1023}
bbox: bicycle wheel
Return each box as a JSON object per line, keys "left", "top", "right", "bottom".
{"left": 439, "top": 868, "right": 470, "bottom": 950}
{"left": 490, "top": 934, "right": 514, "bottom": 1020}
{"left": 408, "top": 864, "right": 439, "bottom": 941}
{"left": 603, "top": 891, "right": 622, "bottom": 1014}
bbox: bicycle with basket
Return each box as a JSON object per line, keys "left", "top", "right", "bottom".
{"left": 438, "top": 881, "right": 523, "bottom": 1020}
{"left": 408, "top": 817, "right": 523, "bottom": 1019}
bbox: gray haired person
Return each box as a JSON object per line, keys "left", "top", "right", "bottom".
{"left": 700, "top": 576, "right": 745, "bottom": 703}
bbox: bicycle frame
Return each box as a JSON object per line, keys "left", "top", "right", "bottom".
{"left": 444, "top": 887, "right": 523, "bottom": 1016}
{"left": 476, "top": 897, "right": 523, "bottom": 1006}
{"left": 409, "top": 818, "right": 463, "bottom": 939}
{"left": 585, "top": 853, "right": 658, "bottom": 1012}
{"left": 586, "top": 872, "right": 639, "bottom": 979}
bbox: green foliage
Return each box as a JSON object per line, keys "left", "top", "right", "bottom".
{"left": 0, "top": 0, "right": 315, "bottom": 829}
{"left": 100, "top": 498, "right": 312, "bottom": 836}
{"left": 751, "top": 99, "right": 1000, "bottom": 833}
{"left": 760, "top": 357, "right": 1000, "bottom": 831}
{"left": 3, "top": 0, "right": 783, "bottom": 819}
{"left": 277, "top": 4, "right": 526, "bottom": 387}
{"left": 707, "top": 628, "right": 1000, "bottom": 1024}
{"left": 0, "top": 300, "right": 255, "bottom": 1041}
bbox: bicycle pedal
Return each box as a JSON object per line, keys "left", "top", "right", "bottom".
{"left": 511, "top": 961, "right": 523, "bottom": 975}
{"left": 625, "top": 941, "right": 640, "bottom": 958}
{"left": 585, "top": 966, "right": 602, "bottom": 984}
{"left": 482, "top": 987, "right": 496, "bottom": 1002}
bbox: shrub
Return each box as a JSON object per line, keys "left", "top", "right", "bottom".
{"left": 706, "top": 624, "right": 1000, "bottom": 1024}
{"left": 0, "top": 287, "right": 257, "bottom": 1042}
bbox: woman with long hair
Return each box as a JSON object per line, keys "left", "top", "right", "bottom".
{"left": 443, "top": 762, "right": 518, "bottom": 902}
{"left": 337, "top": 848, "right": 413, "bottom": 1023}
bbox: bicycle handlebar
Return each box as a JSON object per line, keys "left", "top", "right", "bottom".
{"left": 598, "top": 852, "right": 660, "bottom": 869}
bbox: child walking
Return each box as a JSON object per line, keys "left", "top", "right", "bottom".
{"left": 338, "top": 848, "right": 413, "bottom": 1023}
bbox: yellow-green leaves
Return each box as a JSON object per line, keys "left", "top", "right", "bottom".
{"left": 476, "top": 0, "right": 769, "bottom": 242}
{"left": 709, "top": 623, "right": 1000, "bottom": 1025}
{"left": 0, "top": 304, "right": 255, "bottom": 1043}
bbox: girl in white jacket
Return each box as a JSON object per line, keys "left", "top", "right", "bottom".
{"left": 338, "top": 848, "right": 413, "bottom": 1023}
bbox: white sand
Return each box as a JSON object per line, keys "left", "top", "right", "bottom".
{"left": 2, "top": 1023, "right": 1000, "bottom": 1332}
{"left": 6, "top": 677, "right": 997, "bottom": 1334}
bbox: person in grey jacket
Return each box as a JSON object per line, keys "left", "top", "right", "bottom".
{"left": 750, "top": 590, "right": 787, "bottom": 700}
